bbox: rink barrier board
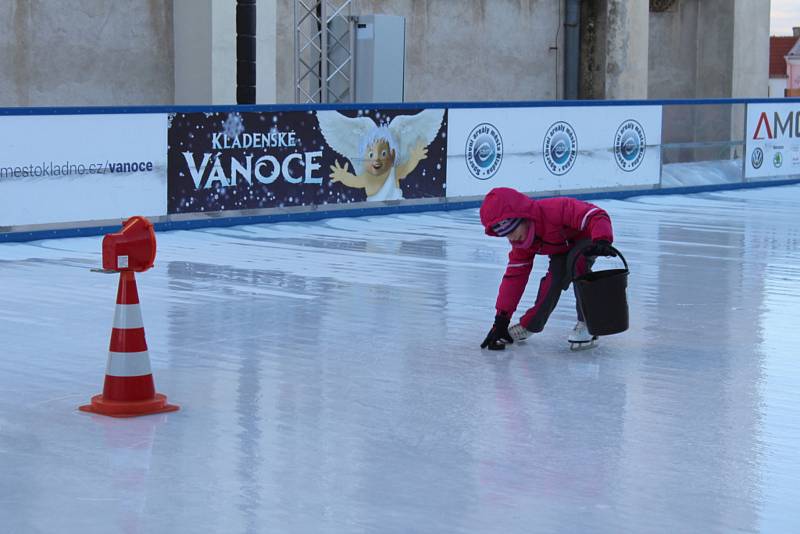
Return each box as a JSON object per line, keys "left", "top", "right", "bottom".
{"left": 3, "top": 177, "right": 800, "bottom": 244}
{"left": 3, "top": 97, "right": 800, "bottom": 242}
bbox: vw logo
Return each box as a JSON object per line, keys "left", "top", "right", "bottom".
{"left": 751, "top": 147, "right": 763, "bottom": 169}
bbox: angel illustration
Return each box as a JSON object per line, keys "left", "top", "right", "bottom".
{"left": 316, "top": 109, "right": 445, "bottom": 201}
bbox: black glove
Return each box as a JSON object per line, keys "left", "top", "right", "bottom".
{"left": 480, "top": 314, "right": 513, "bottom": 350}
{"left": 582, "top": 239, "right": 617, "bottom": 257}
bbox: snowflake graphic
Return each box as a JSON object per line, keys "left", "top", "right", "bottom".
{"left": 221, "top": 112, "right": 245, "bottom": 138}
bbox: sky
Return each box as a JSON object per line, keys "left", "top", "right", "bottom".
{"left": 771, "top": 0, "right": 800, "bottom": 36}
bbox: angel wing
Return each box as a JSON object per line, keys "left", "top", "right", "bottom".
{"left": 387, "top": 109, "right": 445, "bottom": 165}
{"left": 316, "top": 111, "right": 377, "bottom": 169}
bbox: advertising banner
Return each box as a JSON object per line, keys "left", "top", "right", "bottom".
{"left": 745, "top": 102, "right": 800, "bottom": 179}
{"left": 0, "top": 114, "right": 167, "bottom": 227}
{"left": 167, "top": 108, "right": 448, "bottom": 214}
{"left": 445, "top": 105, "right": 662, "bottom": 197}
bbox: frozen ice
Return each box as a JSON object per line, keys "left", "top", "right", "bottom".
{"left": 1, "top": 185, "right": 799, "bottom": 533}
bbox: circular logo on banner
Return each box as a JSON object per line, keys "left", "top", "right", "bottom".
{"left": 773, "top": 152, "right": 783, "bottom": 168}
{"left": 465, "top": 123, "right": 503, "bottom": 180}
{"left": 751, "top": 147, "right": 764, "bottom": 169}
{"left": 614, "top": 120, "right": 646, "bottom": 171}
{"left": 543, "top": 121, "right": 578, "bottom": 175}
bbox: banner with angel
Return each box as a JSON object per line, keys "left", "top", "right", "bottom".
{"left": 317, "top": 108, "right": 448, "bottom": 202}
{"left": 167, "top": 108, "right": 448, "bottom": 214}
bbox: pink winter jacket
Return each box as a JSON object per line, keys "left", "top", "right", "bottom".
{"left": 479, "top": 187, "right": 614, "bottom": 317}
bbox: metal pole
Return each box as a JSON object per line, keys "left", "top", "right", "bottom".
{"left": 564, "top": 0, "right": 580, "bottom": 100}
{"left": 349, "top": 15, "right": 356, "bottom": 102}
{"left": 293, "top": 0, "right": 298, "bottom": 103}
{"left": 742, "top": 104, "right": 749, "bottom": 183}
{"left": 320, "top": 1, "right": 328, "bottom": 103}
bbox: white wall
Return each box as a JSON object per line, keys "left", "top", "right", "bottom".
{"left": 210, "top": 0, "right": 236, "bottom": 104}
{"left": 768, "top": 77, "right": 787, "bottom": 98}
{"left": 173, "top": 0, "right": 212, "bottom": 104}
{"left": 174, "top": 0, "right": 237, "bottom": 105}
{"left": 257, "top": 0, "right": 278, "bottom": 104}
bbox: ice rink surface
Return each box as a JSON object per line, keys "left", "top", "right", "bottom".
{"left": 2, "top": 185, "right": 800, "bottom": 533}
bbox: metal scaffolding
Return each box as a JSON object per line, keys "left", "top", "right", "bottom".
{"left": 294, "top": 0, "right": 354, "bottom": 104}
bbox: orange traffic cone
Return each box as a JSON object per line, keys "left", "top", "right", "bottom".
{"left": 80, "top": 271, "right": 179, "bottom": 417}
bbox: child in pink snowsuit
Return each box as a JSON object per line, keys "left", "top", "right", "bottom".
{"left": 479, "top": 187, "right": 616, "bottom": 351}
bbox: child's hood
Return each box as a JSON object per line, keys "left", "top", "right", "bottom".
{"left": 479, "top": 188, "right": 537, "bottom": 236}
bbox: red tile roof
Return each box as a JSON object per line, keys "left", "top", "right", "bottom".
{"left": 770, "top": 36, "right": 798, "bottom": 78}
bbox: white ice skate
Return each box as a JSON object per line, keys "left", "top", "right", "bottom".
{"left": 509, "top": 323, "right": 531, "bottom": 342}
{"left": 568, "top": 321, "right": 597, "bottom": 351}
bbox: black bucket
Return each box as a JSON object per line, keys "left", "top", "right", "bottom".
{"left": 571, "top": 246, "right": 629, "bottom": 336}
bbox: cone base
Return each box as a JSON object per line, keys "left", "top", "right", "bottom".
{"left": 79, "top": 393, "right": 179, "bottom": 418}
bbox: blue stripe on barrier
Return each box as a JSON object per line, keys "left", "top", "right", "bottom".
{"left": 3, "top": 179, "right": 799, "bottom": 243}
{"left": 2, "top": 97, "right": 800, "bottom": 116}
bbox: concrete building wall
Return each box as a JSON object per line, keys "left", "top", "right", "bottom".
{"left": 173, "top": 0, "right": 236, "bottom": 105}
{"left": 649, "top": 0, "right": 769, "bottom": 100}
{"left": 0, "top": 0, "right": 173, "bottom": 107}
{"left": 647, "top": 0, "right": 770, "bottom": 161}
{"left": 731, "top": 0, "right": 770, "bottom": 149}
{"left": 173, "top": 0, "right": 278, "bottom": 105}
{"left": 581, "top": 0, "right": 648, "bottom": 100}
{"left": 648, "top": 0, "right": 700, "bottom": 99}
{"left": 0, "top": 0, "right": 771, "bottom": 109}
{"left": 694, "top": 0, "right": 735, "bottom": 151}
{"left": 578, "top": 0, "right": 608, "bottom": 99}
{"left": 210, "top": 1, "right": 236, "bottom": 104}
{"left": 732, "top": 0, "right": 770, "bottom": 98}
{"left": 647, "top": 1, "right": 705, "bottom": 156}
{"left": 173, "top": 0, "right": 214, "bottom": 104}
{"left": 257, "top": 0, "right": 278, "bottom": 104}
{"left": 695, "top": 0, "right": 735, "bottom": 99}
{"left": 603, "top": 0, "right": 648, "bottom": 99}
{"left": 276, "top": 0, "right": 564, "bottom": 104}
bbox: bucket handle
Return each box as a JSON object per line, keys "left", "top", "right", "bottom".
{"left": 571, "top": 244, "right": 629, "bottom": 281}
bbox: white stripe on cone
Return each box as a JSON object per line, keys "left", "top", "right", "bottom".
{"left": 113, "top": 303, "right": 144, "bottom": 329}
{"left": 105, "top": 351, "right": 153, "bottom": 377}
